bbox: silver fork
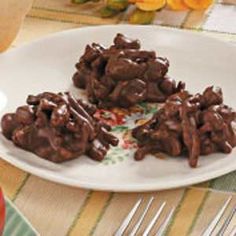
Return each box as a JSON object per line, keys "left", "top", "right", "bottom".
{"left": 114, "top": 196, "right": 175, "bottom": 236}
{"left": 229, "top": 226, "right": 236, "bottom": 236}
{"left": 217, "top": 205, "right": 236, "bottom": 236}
{"left": 202, "top": 196, "right": 235, "bottom": 236}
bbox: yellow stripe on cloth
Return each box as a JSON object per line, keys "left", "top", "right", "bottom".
{"left": 15, "top": 176, "right": 88, "bottom": 236}
{"left": 182, "top": 10, "right": 208, "bottom": 29}
{"left": 93, "top": 189, "right": 185, "bottom": 235}
{"left": 28, "top": 8, "right": 119, "bottom": 25}
{"left": 0, "top": 159, "right": 28, "bottom": 200}
{"left": 193, "top": 181, "right": 210, "bottom": 188}
{"left": 70, "top": 191, "right": 112, "bottom": 236}
{"left": 168, "top": 188, "right": 208, "bottom": 236}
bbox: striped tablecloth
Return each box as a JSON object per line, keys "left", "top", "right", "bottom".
{"left": 1, "top": 0, "right": 236, "bottom": 235}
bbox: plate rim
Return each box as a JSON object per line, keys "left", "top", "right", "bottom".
{"left": 1, "top": 148, "right": 236, "bottom": 192}
{"left": 3, "top": 24, "right": 236, "bottom": 56}
{"left": 0, "top": 24, "right": 236, "bottom": 192}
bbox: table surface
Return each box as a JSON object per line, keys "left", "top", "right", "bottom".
{"left": 1, "top": 0, "right": 236, "bottom": 235}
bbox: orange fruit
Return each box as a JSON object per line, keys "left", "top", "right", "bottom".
{"left": 136, "top": 0, "right": 166, "bottom": 11}
{"left": 167, "top": 0, "right": 189, "bottom": 10}
{"left": 183, "top": 0, "right": 213, "bottom": 10}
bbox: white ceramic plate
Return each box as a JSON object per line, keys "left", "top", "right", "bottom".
{"left": 0, "top": 25, "right": 236, "bottom": 192}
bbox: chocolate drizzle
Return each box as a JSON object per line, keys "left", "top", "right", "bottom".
{"left": 1, "top": 92, "right": 118, "bottom": 163}
{"left": 132, "top": 86, "right": 236, "bottom": 167}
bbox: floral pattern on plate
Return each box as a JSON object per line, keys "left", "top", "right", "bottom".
{"left": 95, "top": 102, "right": 159, "bottom": 165}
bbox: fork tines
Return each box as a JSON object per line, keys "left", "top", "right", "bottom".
{"left": 202, "top": 196, "right": 232, "bottom": 236}
{"left": 115, "top": 195, "right": 235, "bottom": 236}
{"left": 115, "top": 196, "right": 174, "bottom": 236}
{"left": 217, "top": 205, "right": 236, "bottom": 236}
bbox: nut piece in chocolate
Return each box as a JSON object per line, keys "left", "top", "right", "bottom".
{"left": 132, "top": 86, "right": 236, "bottom": 168}
{"left": 1, "top": 92, "right": 119, "bottom": 163}
{"left": 72, "top": 33, "right": 185, "bottom": 108}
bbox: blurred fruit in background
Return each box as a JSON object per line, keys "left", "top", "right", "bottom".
{"left": 72, "top": 0, "right": 213, "bottom": 24}
{"left": 135, "top": 0, "right": 166, "bottom": 11}
{"left": 167, "top": 0, "right": 188, "bottom": 10}
{"left": 106, "top": 0, "right": 129, "bottom": 10}
{"left": 183, "top": 0, "right": 213, "bottom": 10}
{"left": 129, "top": 9, "right": 155, "bottom": 24}
{"left": 100, "top": 0, "right": 129, "bottom": 17}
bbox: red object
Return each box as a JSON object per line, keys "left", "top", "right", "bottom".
{"left": 94, "top": 109, "right": 125, "bottom": 126}
{"left": 122, "top": 140, "right": 138, "bottom": 149}
{"left": 0, "top": 189, "right": 5, "bottom": 236}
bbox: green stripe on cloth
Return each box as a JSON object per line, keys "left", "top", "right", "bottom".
{"left": 187, "top": 190, "right": 210, "bottom": 235}
{"left": 3, "top": 198, "right": 38, "bottom": 236}
{"left": 210, "top": 171, "right": 236, "bottom": 192}
{"left": 67, "top": 190, "right": 93, "bottom": 235}
{"left": 167, "top": 188, "right": 208, "bottom": 236}
{"left": 69, "top": 192, "right": 113, "bottom": 236}
{"left": 12, "top": 174, "right": 30, "bottom": 202}
{"left": 0, "top": 160, "right": 29, "bottom": 200}
{"left": 89, "top": 193, "right": 114, "bottom": 235}
{"left": 164, "top": 189, "right": 188, "bottom": 235}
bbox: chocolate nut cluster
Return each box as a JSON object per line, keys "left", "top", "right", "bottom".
{"left": 132, "top": 86, "right": 236, "bottom": 167}
{"left": 1, "top": 92, "right": 118, "bottom": 163}
{"left": 72, "top": 33, "right": 185, "bottom": 108}
{"left": 1, "top": 34, "right": 236, "bottom": 167}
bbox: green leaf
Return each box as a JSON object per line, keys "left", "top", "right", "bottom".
{"left": 72, "top": 0, "right": 89, "bottom": 3}
{"left": 129, "top": 9, "right": 155, "bottom": 24}
{"left": 149, "top": 106, "right": 158, "bottom": 114}
{"left": 111, "top": 125, "right": 129, "bottom": 132}
{"left": 138, "top": 102, "right": 150, "bottom": 114}
{"left": 107, "top": 0, "right": 129, "bottom": 11}
{"left": 138, "top": 102, "right": 158, "bottom": 114}
{"left": 100, "top": 7, "right": 115, "bottom": 18}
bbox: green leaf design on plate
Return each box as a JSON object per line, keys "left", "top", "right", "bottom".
{"left": 111, "top": 125, "right": 129, "bottom": 132}
{"left": 103, "top": 147, "right": 131, "bottom": 165}
{"left": 148, "top": 106, "right": 158, "bottom": 114}
{"left": 138, "top": 102, "right": 158, "bottom": 115}
{"left": 102, "top": 103, "right": 159, "bottom": 166}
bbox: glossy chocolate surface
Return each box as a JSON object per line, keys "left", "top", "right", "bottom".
{"left": 1, "top": 92, "right": 118, "bottom": 163}
{"left": 72, "top": 33, "right": 185, "bottom": 108}
{"left": 132, "top": 87, "right": 236, "bottom": 167}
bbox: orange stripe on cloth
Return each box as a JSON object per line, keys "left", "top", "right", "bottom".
{"left": 69, "top": 191, "right": 112, "bottom": 236}
{"left": 28, "top": 8, "right": 119, "bottom": 25}
{"left": 0, "top": 159, "right": 28, "bottom": 200}
{"left": 167, "top": 188, "right": 208, "bottom": 236}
